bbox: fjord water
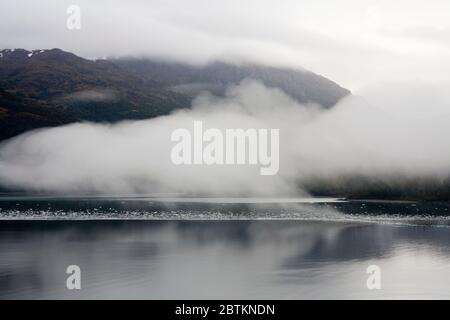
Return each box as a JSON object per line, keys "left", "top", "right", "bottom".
{"left": 1, "top": 196, "right": 450, "bottom": 299}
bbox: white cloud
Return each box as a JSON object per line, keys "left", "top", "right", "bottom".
{"left": 1, "top": 0, "right": 450, "bottom": 90}
{"left": 1, "top": 80, "right": 450, "bottom": 195}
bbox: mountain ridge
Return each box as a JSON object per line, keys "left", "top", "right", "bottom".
{"left": 0, "top": 48, "right": 350, "bottom": 140}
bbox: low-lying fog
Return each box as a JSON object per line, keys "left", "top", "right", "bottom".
{"left": 0, "top": 79, "right": 449, "bottom": 197}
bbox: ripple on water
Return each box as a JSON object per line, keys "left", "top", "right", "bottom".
{"left": 0, "top": 196, "right": 450, "bottom": 227}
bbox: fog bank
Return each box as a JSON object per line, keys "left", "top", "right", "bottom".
{"left": 0, "top": 80, "right": 449, "bottom": 197}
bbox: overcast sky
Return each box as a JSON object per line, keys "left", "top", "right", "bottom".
{"left": 1, "top": 0, "right": 450, "bottom": 90}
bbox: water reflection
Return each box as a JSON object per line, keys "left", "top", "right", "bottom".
{"left": 0, "top": 220, "right": 449, "bottom": 299}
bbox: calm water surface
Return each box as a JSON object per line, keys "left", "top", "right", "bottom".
{"left": 0, "top": 196, "right": 450, "bottom": 299}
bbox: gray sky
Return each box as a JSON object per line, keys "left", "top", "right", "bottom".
{"left": 1, "top": 0, "right": 450, "bottom": 90}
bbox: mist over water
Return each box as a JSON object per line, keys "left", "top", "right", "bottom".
{"left": 2, "top": 0, "right": 450, "bottom": 302}
{"left": 0, "top": 79, "right": 450, "bottom": 196}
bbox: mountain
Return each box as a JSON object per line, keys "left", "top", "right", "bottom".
{"left": 0, "top": 87, "right": 77, "bottom": 141}
{"left": 0, "top": 49, "right": 189, "bottom": 126}
{"left": 113, "top": 59, "right": 350, "bottom": 108}
{"left": 0, "top": 48, "right": 350, "bottom": 140}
